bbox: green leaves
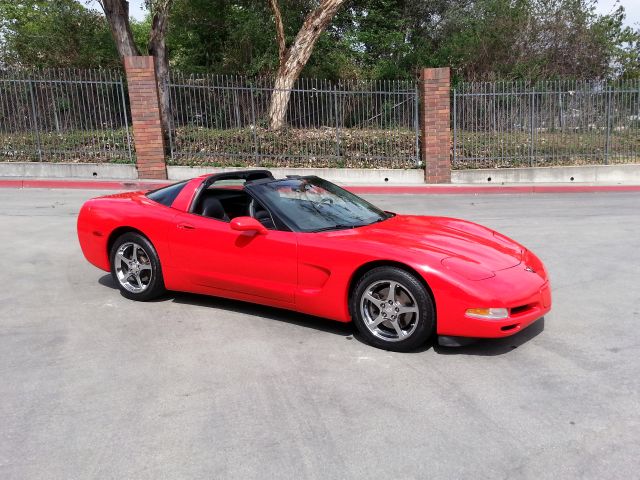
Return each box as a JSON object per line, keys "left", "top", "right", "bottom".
{"left": 0, "top": 0, "right": 120, "bottom": 68}
{"left": 0, "top": 0, "right": 637, "bottom": 80}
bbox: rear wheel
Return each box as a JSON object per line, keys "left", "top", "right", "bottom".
{"left": 350, "top": 267, "right": 435, "bottom": 352}
{"left": 109, "top": 232, "right": 165, "bottom": 301}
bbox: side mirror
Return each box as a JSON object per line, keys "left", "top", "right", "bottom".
{"left": 230, "top": 216, "right": 268, "bottom": 235}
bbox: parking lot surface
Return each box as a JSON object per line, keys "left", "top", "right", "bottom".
{"left": 1, "top": 188, "right": 639, "bottom": 479}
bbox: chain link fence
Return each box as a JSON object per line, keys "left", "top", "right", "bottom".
{"left": 167, "top": 74, "right": 420, "bottom": 168}
{"left": 452, "top": 80, "right": 640, "bottom": 169}
{"left": 0, "top": 69, "right": 133, "bottom": 163}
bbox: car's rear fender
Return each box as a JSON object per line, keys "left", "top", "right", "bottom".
{"left": 77, "top": 196, "right": 176, "bottom": 274}
{"left": 77, "top": 201, "right": 111, "bottom": 271}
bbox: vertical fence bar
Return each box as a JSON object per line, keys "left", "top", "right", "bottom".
{"left": 529, "top": 89, "right": 535, "bottom": 167}
{"left": 166, "top": 74, "right": 175, "bottom": 163}
{"left": 249, "top": 82, "right": 259, "bottom": 163}
{"left": 414, "top": 82, "right": 420, "bottom": 166}
{"left": 452, "top": 86, "right": 457, "bottom": 168}
{"left": 334, "top": 84, "right": 340, "bottom": 160}
{"left": 27, "top": 79, "right": 43, "bottom": 162}
{"left": 104, "top": 70, "right": 116, "bottom": 160}
{"left": 118, "top": 76, "right": 133, "bottom": 163}
{"left": 604, "top": 85, "right": 611, "bottom": 165}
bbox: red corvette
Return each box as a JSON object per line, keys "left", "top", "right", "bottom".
{"left": 77, "top": 170, "right": 551, "bottom": 351}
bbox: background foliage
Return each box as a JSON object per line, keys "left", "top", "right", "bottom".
{"left": 0, "top": 0, "right": 638, "bottom": 79}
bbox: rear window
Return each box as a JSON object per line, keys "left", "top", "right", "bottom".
{"left": 146, "top": 181, "right": 188, "bottom": 207}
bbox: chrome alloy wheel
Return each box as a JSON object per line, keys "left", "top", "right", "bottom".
{"left": 114, "top": 242, "right": 153, "bottom": 293}
{"left": 359, "top": 280, "right": 420, "bottom": 342}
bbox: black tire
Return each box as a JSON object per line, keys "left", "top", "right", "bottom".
{"left": 350, "top": 267, "right": 435, "bottom": 352}
{"left": 109, "top": 232, "right": 165, "bottom": 301}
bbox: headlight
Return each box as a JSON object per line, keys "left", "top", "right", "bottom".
{"left": 465, "top": 308, "right": 509, "bottom": 319}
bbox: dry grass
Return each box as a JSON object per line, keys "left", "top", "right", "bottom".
{"left": 169, "top": 126, "right": 419, "bottom": 168}
{"left": 0, "top": 128, "right": 133, "bottom": 164}
{"left": 2, "top": 126, "right": 638, "bottom": 169}
{"left": 453, "top": 130, "right": 640, "bottom": 169}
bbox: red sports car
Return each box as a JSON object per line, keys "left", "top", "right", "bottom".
{"left": 77, "top": 170, "right": 551, "bottom": 351}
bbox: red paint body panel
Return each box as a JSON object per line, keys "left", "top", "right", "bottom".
{"left": 77, "top": 175, "right": 552, "bottom": 339}
{"left": 166, "top": 212, "right": 297, "bottom": 304}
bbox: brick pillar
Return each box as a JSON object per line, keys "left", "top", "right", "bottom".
{"left": 419, "top": 67, "right": 451, "bottom": 183}
{"left": 123, "top": 56, "right": 167, "bottom": 180}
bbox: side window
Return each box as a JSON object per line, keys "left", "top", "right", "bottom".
{"left": 146, "top": 181, "right": 188, "bottom": 207}
{"left": 249, "top": 197, "right": 277, "bottom": 230}
{"left": 193, "top": 188, "right": 250, "bottom": 223}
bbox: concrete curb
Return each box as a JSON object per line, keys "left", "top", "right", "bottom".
{"left": 2, "top": 178, "right": 640, "bottom": 194}
{"left": 348, "top": 185, "right": 640, "bottom": 194}
{"left": 0, "top": 179, "right": 164, "bottom": 190}
{"left": 452, "top": 164, "right": 640, "bottom": 184}
{"left": 168, "top": 166, "right": 425, "bottom": 184}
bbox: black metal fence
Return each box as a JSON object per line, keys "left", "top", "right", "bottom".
{"left": 167, "top": 73, "right": 420, "bottom": 168}
{"left": 0, "top": 69, "right": 133, "bottom": 163}
{"left": 3, "top": 69, "right": 638, "bottom": 172}
{"left": 452, "top": 80, "right": 640, "bottom": 169}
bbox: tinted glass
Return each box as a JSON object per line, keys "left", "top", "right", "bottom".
{"left": 146, "top": 181, "right": 188, "bottom": 207}
{"left": 247, "top": 177, "right": 390, "bottom": 232}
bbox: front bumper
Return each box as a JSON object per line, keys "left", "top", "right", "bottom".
{"left": 435, "top": 263, "right": 552, "bottom": 339}
{"left": 458, "top": 285, "right": 550, "bottom": 338}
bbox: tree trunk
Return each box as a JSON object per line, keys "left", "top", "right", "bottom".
{"left": 149, "top": 4, "right": 174, "bottom": 152}
{"left": 269, "top": 75, "right": 296, "bottom": 131}
{"left": 100, "top": 0, "right": 174, "bottom": 152}
{"left": 268, "top": 0, "right": 347, "bottom": 130}
{"left": 268, "top": 0, "right": 287, "bottom": 64}
{"left": 98, "top": 1, "right": 140, "bottom": 57}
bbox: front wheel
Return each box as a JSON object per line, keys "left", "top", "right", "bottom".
{"left": 350, "top": 267, "right": 435, "bottom": 352}
{"left": 109, "top": 232, "right": 165, "bottom": 301}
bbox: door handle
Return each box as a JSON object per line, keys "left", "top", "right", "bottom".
{"left": 177, "top": 223, "right": 196, "bottom": 230}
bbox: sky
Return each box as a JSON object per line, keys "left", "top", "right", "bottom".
{"left": 126, "top": 0, "right": 146, "bottom": 21}
{"left": 595, "top": 0, "right": 639, "bottom": 28}
{"left": 86, "top": 0, "right": 146, "bottom": 20}
{"left": 93, "top": 0, "right": 639, "bottom": 27}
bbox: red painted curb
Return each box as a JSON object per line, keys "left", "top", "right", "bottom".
{"left": 347, "top": 185, "right": 640, "bottom": 194}
{"left": 1, "top": 178, "right": 640, "bottom": 194}
{"left": 1, "top": 179, "right": 168, "bottom": 190}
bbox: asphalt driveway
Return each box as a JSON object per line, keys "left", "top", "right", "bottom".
{"left": 1, "top": 188, "right": 639, "bottom": 479}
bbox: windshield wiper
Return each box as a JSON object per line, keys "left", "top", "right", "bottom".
{"left": 311, "top": 215, "right": 391, "bottom": 232}
{"left": 311, "top": 223, "right": 367, "bottom": 232}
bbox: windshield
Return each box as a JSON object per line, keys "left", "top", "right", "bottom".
{"left": 246, "top": 177, "right": 391, "bottom": 232}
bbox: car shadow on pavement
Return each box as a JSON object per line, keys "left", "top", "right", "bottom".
{"left": 98, "top": 274, "right": 354, "bottom": 338}
{"left": 173, "top": 292, "right": 357, "bottom": 338}
{"left": 98, "top": 274, "right": 542, "bottom": 355}
{"left": 98, "top": 274, "right": 117, "bottom": 288}
{"left": 434, "top": 317, "right": 546, "bottom": 356}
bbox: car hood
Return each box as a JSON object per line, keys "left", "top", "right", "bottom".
{"left": 331, "top": 215, "right": 523, "bottom": 272}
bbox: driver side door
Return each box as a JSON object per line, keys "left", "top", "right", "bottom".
{"left": 167, "top": 212, "right": 297, "bottom": 306}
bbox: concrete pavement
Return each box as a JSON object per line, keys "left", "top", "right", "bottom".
{"left": 1, "top": 189, "right": 639, "bottom": 479}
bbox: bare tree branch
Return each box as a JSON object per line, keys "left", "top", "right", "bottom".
{"left": 268, "top": 0, "right": 347, "bottom": 129}
{"left": 148, "top": 0, "right": 172, "bottom": 56}
{"left": 268, "top": 0, "right": 288, "bottom": 63}
{"left": 100, "top": 0, "right": 174, "bottom": 148}
{"left": 147, "top": 0, "right": 174, "bottom": 147}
